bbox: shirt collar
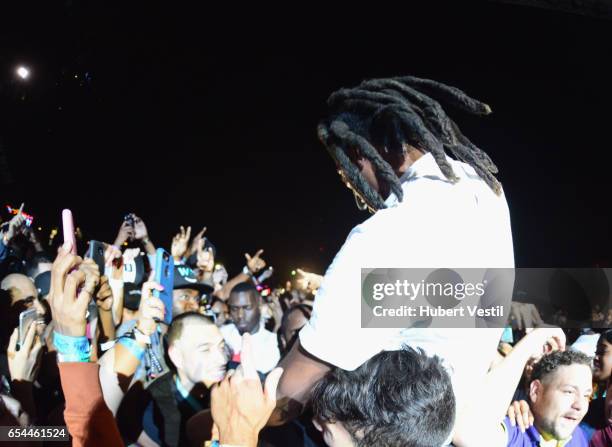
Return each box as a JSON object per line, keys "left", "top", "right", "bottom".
{"left": 383, "top": 152, "right": 449, "bottom": 208}
{"left": 174, "top": 375, "right": 204, "bottom": 412}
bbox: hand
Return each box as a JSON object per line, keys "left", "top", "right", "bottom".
{"left": 104, "top": 243, "right": 122, "bottom": 268}
{"left": 3, "top": 203, "right": 26, "bottom": 245}
{"left": 509, "top": 302, "right": 544, "bottom": 331}
{"left": 296, "top": 268, "right": 323, "bottom": 292}
{"left": 48, "top": 242, "right": 98, "bottom": 337}
{"left": 136, "top": 281, "right": 165, "bottom": 336}
{"left": 526, "top": 327, "right": 566, "bottom": 358}
{"left": 113, "top": 221, "right": 135, "bottom": 247}
{"left": 197, "top": 240, "right": 215, "bottom": 273}
{"left": 507, "top": 400, "right": 533, "bottom": 433}
{"left": 245, "top": 249, "right": 266, "bottom": 274}
{"left": 212, "top": 265, "right": 229, "bottom": 286}
{"left": 7, "top": 323, "right": 43, "bottom": 382}
{"left": 95, "top": 275, "right": 113, "bottom": 312}
{"left": 211, "top": 333, "right": 283, "bottom": 446}
{"left": 187, "top": 227, "right": 207, "bottom": 258}
{"left": 171, "top": 226, "right": 191, "bottom": 261}
{"left": 133, "top": 215, "right": 149, "bottom": 241}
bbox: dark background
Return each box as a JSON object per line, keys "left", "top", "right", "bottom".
{"left": 1, "top": 1, "right": 611, "bottom": 279}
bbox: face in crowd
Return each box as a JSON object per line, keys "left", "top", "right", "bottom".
{"left": 529, "top": 357, "right": 592, "bottom": 440}
{"left": 594, "top": 332, "right": 612, "bottom": 384}
{"left": 228, "top": 289, "right": 261, "bottom": 335}
{"left": 167, "top": 314, "right": 228, "bottom": 388}
{"left": 172, "top": 288, "right": 200, "bottom": 317}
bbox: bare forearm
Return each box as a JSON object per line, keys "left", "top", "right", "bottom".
{"left": 453, "top": 334, "right": 543, "bottom": 446}
{"left": 98, "top": 310, "right": 116, "bottom": 342}
{"left": 217, "top": 273, "right": 251, "bottom": 301}
{"left": 141, "top": 238, "right": 156, "bottom": 257}
{"left": 269, "top": 340, "right": 330, "bottom": 426}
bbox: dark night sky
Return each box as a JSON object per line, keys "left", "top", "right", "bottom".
{"left": 1, "top": 1, "right": 611, "bottom": 278}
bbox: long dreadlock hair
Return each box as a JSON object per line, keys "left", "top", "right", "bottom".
{"left": 318, "top": 76, "right": 501, "bottom": 212}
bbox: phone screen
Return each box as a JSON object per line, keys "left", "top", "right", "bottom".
{"left": 18, "top": 308, "right": 38, "bottom": 349}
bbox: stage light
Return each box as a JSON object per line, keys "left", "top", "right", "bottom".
{"left": 16, "top": 66, "right": 30, "bottom": 80}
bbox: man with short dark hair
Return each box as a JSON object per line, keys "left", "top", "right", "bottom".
{"left": 221, "top": 282, "right": 280, "bottom": 374}
{"left": 504, "top": 350, "right": 593, "bottom": 446}
{"left": 310, "top": 347, "right": 456, "bottom": 447}
{"left": 118, "top": 312, "right": 228, "bottom": 447}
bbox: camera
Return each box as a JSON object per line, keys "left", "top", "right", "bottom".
{"left": 124, "top": 213, "right": 136, "bottom": 227}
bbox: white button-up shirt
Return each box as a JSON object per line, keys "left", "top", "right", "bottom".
{"left": 300, "top": 153, "right": 515, "bottom": 410}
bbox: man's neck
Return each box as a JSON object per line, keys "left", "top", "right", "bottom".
{"left": 176, "top": 371, "right": 195, "bottom": 394}
{"left": 238, "top": 322, "right": 260, "bottom": 336}
{"left": 395, "top": 147, "right": 425, "bottom": 177}
{"left": 533, "top": 421, "right": 571, "bottom": 445}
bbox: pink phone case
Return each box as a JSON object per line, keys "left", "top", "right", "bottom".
{"left": 62, "top": 209, "right": 77, "bottom": 254}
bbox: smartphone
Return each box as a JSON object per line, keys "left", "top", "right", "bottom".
{"left": 153, "top": 248, "right": 174, "bottom": 324}
{"left": 18, "top": 308, "right": 38, "bottom": 350}
{"left": 62, "top": 209, "right": 77, "bottom": 254}
{"left": 86, "top": 240, "right": 106, "bottom": 275}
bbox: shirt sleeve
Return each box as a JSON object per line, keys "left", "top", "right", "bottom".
{"left": 502, "top": 416, "right": 527, "bottom": 447}
{"left": 299, "top": 224, "right": 395, "bottom": 371}
{"left": 59, "top": 362, "right": 124, "bottom": 447}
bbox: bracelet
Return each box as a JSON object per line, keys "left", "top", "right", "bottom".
{"left": 117, "top": 336, "right": 146, "bottom": 361}
{"left": 53, "top": 332, "right": 91, "bottom": 363}
{"left": 242, "top": 266, "right": 253, "bottom": 277}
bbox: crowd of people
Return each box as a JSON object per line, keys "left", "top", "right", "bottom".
{"left": 1, "top": 75, "right": 611, "bottom": 447}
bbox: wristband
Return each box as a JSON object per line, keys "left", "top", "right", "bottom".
{"left": 134, "top": 326, "right": 152, "bottom": 345}
{"left": 117, "top": 336, "right": 146, "bottom": 361}
{"left": 53, "top": 332, "right": 91, "bottom": 363}
{"left": 242, "top": 266, "right": 253, "bottom": 276}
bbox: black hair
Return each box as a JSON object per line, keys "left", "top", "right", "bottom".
{"left": 310, "top": 346, "right": 455, "bottom": 447}
{"left": 229, "top": 282, "right": 260, "bottom": 306}
{"left": 530, "top": 350, "right": 593, "bottom": 385}
{"left": 229, "top": 281, "right": 258, "bottom": 295}
{"left": 319, "top": 75, "right": 500, "bottom": 211}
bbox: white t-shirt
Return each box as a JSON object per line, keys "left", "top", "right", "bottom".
{"left": 220, "top": 323, "right": 281, "bottom": 374}
{"left": 299, "top": 153, "right": 515, "bottom": 409}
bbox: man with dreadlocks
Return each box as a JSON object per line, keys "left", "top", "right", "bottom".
{"left": 271, "top": 76, "right": 515, "bottom": 444}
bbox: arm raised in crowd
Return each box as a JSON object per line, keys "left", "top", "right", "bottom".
{"left": 7, "top": 322, "right": 44, "bottom": 423}
{"left": 133, "top": 215, "right": 156, "bottom": 257}
{"left": 453, "top": 327, "right": 566, "bottom": 447}
{"left": 98, "top": 280, "right": 164, "bottom": 415}
{"left": 48, "top": 241, "right": 124, "bottom": 447}
{"left": 214, "top": 249, "right": 266, "bottom": 301}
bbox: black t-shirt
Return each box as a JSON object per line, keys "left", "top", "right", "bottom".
{"left": 118, "top": 371, "right": 210, "bottom": 447}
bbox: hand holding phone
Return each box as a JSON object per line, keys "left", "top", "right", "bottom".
{"left": 153, "top": 248, "right": 174, "bottom": 324}
{"left": 86, "top": 240, "right": 106, "bottom": 275}
{"left": 17, "top": 308, "right": 38, "bottom": 351}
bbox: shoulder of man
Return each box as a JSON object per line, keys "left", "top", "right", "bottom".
{"left": 501, "top": 416, "right": 536, "bottom": 446}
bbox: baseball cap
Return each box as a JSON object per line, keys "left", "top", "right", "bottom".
{"left": 123, "top": 282, "right": 143, "bottom": 311}
{"left": 174, "top": 265, "right": 214, "bottom": 296}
